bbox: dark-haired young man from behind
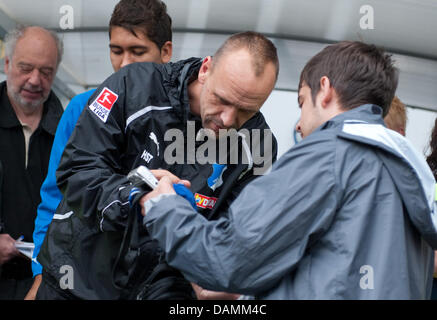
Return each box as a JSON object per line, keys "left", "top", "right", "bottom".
{"left": 26, "top": 0, "right": 172, "bottom": 299}
{"left": 142, "top": 41, "right": 437, "bottom": 299}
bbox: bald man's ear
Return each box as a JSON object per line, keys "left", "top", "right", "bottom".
{"left": 197, "top": 56, "right": 212, "bottom": 84}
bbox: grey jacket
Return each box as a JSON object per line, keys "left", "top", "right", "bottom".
{"left": 144, "top": 104, "right": 437, "bottom": 299}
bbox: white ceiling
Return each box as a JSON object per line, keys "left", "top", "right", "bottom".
{"left": 0, "top": 0, "right": 436, "bottom": 111}
{"left": 1, "top": 0, "right": 436, "bottom": 57}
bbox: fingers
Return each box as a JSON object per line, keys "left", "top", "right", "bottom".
{"left": 190, "top": 282, "right": 240, "bottom": 300}
{"left": 1, "top": 234, "right": 19, "bottom": 250}
{"left": 150, "top": 169, "right": 191, "bottom": 188}
{"left": 138, "top": 173, "right": 193, "bottom": 217}
{"left": 0, "top": 234, "right": 20, "bottom": 264}
{"left": 151, "top": 169, "right": 180, "bottom": 182}
{"left": 190, "top": 282, "right": 203, "bottom": 299}
{"left": 174, "top": 178, "right": 191, "bottom": 188}
{"left": 152, "top": 176, "right": 177, "bottom": 197}
{"left": 139, "top": 176, "right": 177, "bottom": 216}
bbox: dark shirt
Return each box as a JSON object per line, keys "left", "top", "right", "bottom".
{"left": 0, "top": 81, "right": 63, "bottom": 279}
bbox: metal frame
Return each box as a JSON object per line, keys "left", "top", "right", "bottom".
{"left": 1, "top": 7, "right": 435, "bottom": 111}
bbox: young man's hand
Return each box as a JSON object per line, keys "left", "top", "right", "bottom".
{"left": 139, "top": 169, "right": 190, "bottom": 216}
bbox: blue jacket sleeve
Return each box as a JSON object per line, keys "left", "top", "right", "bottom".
{"left": 32, "top": 89, "right": 95, "bottom": 277}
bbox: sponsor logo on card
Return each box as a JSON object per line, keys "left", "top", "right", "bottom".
{"left": 194, "top": 193, "right": 218, "bottom": 209}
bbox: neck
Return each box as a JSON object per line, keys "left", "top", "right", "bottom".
{"left": 188, "top": 79, "right": 201, "bottom": 116}
{"left": 324, "top": 100, "right": 345, "bottom": 121}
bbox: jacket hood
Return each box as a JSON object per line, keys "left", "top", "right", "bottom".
{"left": 331, "top": 104, "right": 437, "bottom": 248}
{"left": 161, "top": 57, "right": 203, "bottom": 125}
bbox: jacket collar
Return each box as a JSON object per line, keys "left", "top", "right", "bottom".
{"left": 162, "top": 58, "right": 271, "bottom": 137}
{"left": 320, "top": 104, "right": 385, "bottom": 132}
{"left": 0, "top": 81, "right": 63, "bottom": 136}
{"left": 0, "top": 81, "right": 20, "bottom": 128}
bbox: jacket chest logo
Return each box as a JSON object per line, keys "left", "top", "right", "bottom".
{"left": 140, "top": 131, "right": 161, "bottom": 164}
{"left": 149, "top": 132, "right": 160, "bottom": 156}
{"left": 141, "top": 150, "right": 154, "bottom": 163}
{"left": 207, "top": 164, "right": 227, "bottom": 191}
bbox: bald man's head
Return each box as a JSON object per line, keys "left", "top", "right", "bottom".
{"left": 211, "top": 31, "right": 279, "bottom": 81}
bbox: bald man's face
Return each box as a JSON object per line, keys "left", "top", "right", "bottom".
{"left": 4, "top": 28, "right": 58, "bottom": 111}
{"left": 197, "top": 49, "right": 276, "bottom": 137}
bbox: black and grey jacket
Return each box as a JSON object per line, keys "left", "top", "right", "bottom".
{"left": 145, "top": 105, "right": 437, "bottom": 299}
{"left": 38, "top": 58, "right": 277, "bottom": 299}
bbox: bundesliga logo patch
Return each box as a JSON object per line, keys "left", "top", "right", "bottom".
{"left": 194, "top": 193, "right": 218, "bottom": 210}
{"left": 89, "top": 87, "right": 118, "bottom": 123}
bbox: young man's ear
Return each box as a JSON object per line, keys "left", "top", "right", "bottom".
{"left": 160, "top": 41, "right": 173, "bottom": 64}
{"left": 197, "top": 56, "right": 212, "bottom": 85}
{"left": 318, "top": 76, "right": 334, "bottom": 108}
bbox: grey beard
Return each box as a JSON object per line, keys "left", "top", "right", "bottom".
{"left": 7, "top": 86, "right": 47, "bottom": 112}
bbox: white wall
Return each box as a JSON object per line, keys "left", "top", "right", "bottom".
{"left": 261, "top": 90, "right": 436, "bottom": 159}
{"left": 261, "top": 90, "right": 300, "bottom": 158}
{"left": 406, "top": 108, "right": 436, "bottom": 157}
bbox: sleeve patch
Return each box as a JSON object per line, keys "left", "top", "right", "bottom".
{"left": 89, "top": 87, "right": 119, "bottom": 123}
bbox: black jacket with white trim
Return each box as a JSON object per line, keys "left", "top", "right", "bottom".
{"left": 38, "top": 58, "right": 277, "bottom": 299}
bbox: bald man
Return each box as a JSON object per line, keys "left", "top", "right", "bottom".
{"left": 0, "top": 26, "right": 63, "bottom": 299}
{"left": 37, "top": 31, "right": 278, "bottom": 300}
